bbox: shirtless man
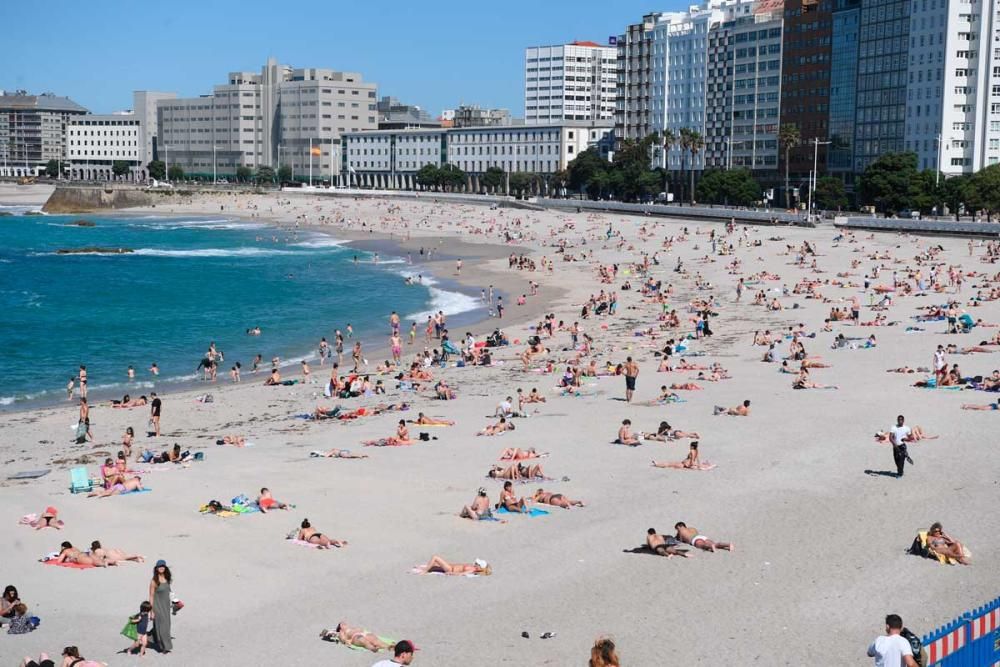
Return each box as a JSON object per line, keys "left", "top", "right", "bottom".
{"left": 675, "top": 521, "right": 733, "bottom": 552}
{"left": 256, "top": 487, "right": 291, "bottom": 513}
{"left": 623, "top": 356, "right": 639, "bottom": 403}
{"left": 87, "top": 476, "right": 143, "bottom": 498}
{"left": 477, "top": 417, "right": 514, "bottom": 436}
{"left": 459, "top": 488, "right": 496, "bottom": 521}
{"left": 714, "top": 399, "right": 750, "bottom": 416}
{"left": 646, "top": 528, "right": 689, "bottom": 558}
{"left": 533, "top": 488, "right": 585, "bottom": 508}
{"left": 615, "top": 419, "right": 641, "bottom": 446}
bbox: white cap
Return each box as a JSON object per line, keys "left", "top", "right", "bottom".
{"left": 474, "top": 558, "right": 487, "bottom": 568}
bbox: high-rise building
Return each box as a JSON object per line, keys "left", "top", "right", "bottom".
{"left": 616, "top": 13, "right": 662, "bottom": 149}
{"left": 0, "top": 92, "right": 88, "bottom": 177}
{"left": 705, "top": 0, "right": 784, "bottom": 172}
{"left": 828, "top": 0, "right": 862, "bottom": 178}
{"left": 157, "top": 58, "right": 377, "bottom": 182}
{"left": 780, "top": 0, "right": 834, "bottom": 182}
{"left": 524, "top": 41, "right": 617, "bottom": 124}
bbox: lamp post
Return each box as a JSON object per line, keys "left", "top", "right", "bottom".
{"left": 806, "top": 137, "right": 831, "bottom": 221}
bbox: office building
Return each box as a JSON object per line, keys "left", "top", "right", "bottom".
{"left": 343, "top": 122, "right": 612, "bottom": 191}
{"left": 158, "top": 58, "right": 377, "bottom": 182}
{"left": 0, "top": 91, "right": 88, "bottom": 177}
{"left": 705, "top": 0, "right": 783, "bottom": 172}
{"left": 616, "top": 13, "right": 661, "bottom": 148}
{"left": 451, "top": 105, "right": 513, "bottom": 128}
{"left": 828, "top": 0, "right": 861, "bottom": 177}
{"left": 524, "top": 41, "right": 617, "bottom": 123}
{"left": 376, "top": 96, "right": 438, "bottom": 129}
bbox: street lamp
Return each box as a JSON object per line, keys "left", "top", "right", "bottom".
{"left": 806, "top": 137, "right": 831, "bottom": 221}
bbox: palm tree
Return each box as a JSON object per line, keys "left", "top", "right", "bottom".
{"left": 678, "top": 128, "right": 692, "bottom": 206}
{"left": 687, "top": 130, "right": 704, "bottom": 206}
{"left": 661, "top": 129, "right": 677, "bottom": 201}
{"left": 779, "top": 124, "right": 801, "bottom": 210}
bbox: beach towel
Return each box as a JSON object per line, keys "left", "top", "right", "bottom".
{"left": 42, "top": 559, "right": 94, "bottom": 570}
{"left": 323, "top": 632, "right": 398, "bottom": 651}
{"left": 910, "top": 531, "right": 971, "bottom": 565}
{"left": 497, "top": 507, "right": 549, "bottom": 517}
{"left": 119, "top": 488, "right": 152, "bottom": 496}
{"left": 287, "top": 539, "right": 323, "bottom": 549}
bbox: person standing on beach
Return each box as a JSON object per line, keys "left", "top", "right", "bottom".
{"left": 933, "top": 345, "right": 946, "bottom": 384}
{"left": 319, "top": 337, "right": 330, "bottom": 366}
{"left": 736, "top": 277, "right": 744, "bottom": 302}
{"left": 150, "top": 393, "right": 162, "bottom": 437}
{"left": 497, "top": 296, "right": 504, "bottom": 318}
{"left": 850, "top": 296, "right": 861, "bottom": 326}
{"left": 78, "top": 365, "right": 87, "bottom": 399}
{"left": 489, "top": 284, "right": 494, "bottom": 304}
{"left": 409, "top": 322, "right": 416, "bottom": 345}
{"left": 456, "top": 258, "right": 462, "bottom": 275}
{"left": 867, "top": 614, "right": 917, "bottom": 667}
{"left": 889, "top": 415, "right": 913, "bottom": 478}
{"left": 66, "top": 377, "right": 75, "bottom": 400}
{"left": 624, "top": 356, "right": 639, "bottom": 403}
{"left": 390, "top": 311, "right": 400, "bottom": 336}
{"left": 352, "top": 341, "right": 363, "bottom": 372}
{"left": 148, "top": 560, "right": 173, "bottom": 654}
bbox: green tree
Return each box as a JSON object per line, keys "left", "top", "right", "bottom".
{"left": 481, "top": 166, "right": 505, "bottom": 193}
{"left": 508, "top": 172, "right": 539, "bottom": 198}
{"left": 415, "top": 164, "right": 440, "bottom": 190}
{"left": 439, "top": 164, "right": 466, "bottom": 191}
{"left": 972, "top": 163, "right": 1000, "bottom": 216}
{"left": 858, "top": 152, "right": 920, "bottom": 213}
{"left": 814, "top": 176, "right": 848, "bottom": 210}
{"left": 45, "top": 159, "right": 60, "bottom": 178}
{"left": 550, "top": 169, "right": 569, "bottom": 197}
{"left": 659, "top": 129, "right": 677, "bottom": 200}
{"left": 779, "top": 124, "right": 801, "bottom": 209}
{"left": 696, "top": 169, "right": 761, "bottom": 206}
{"left": 167, "top": 165, "right": 184, "bottom": 181}
{"left": 255, "top": 166, "right": 275, "bottom": 185}
{"left": 235, "top": 165, "right": 253, "bottom": 183}
{"left": 148, "top": 160, "right": 166, "bottom": 180}
{"left": 277, "top": 164, "right": 292, "bottom": 183}
{"left": 685, "top": 130, "right": 704, "bottom": 205}
{"left": 940, "top": 173, "right": 976, "bottom": 218}
{"left": 567, "top": 147, "right": 607, "bottom": 195}
{"left": 112, "top": 161, "right": 130, "bottom": 179}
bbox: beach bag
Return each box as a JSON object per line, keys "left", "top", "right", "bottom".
{"left": 907, "top": 534, "right": 931, "bottom": 558}
{"left": 121, "top": 618, "right": 139, "bottom": 641}
{"left": 901, "top": 628, "right": 926, "bottom": 667}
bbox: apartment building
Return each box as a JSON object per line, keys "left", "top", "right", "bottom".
{"left": 158, "top": 58, "right": 377, "bottom": 182}
{"left": 342, "top": 122, "right": 612, "bottom": 190}
{"left": 616, "top": 13, "right": 661, "bottom": 148}
{"left": 525, "top": 41, "right": 617, "bottom": 123}
{"left": 0, "top": 92, "right": 88, "bottom": 177}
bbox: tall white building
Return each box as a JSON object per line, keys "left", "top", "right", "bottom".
{"left": 158, "top": 58, "right": 377, "bottom": 182}
{"left": 905, "top": 0, "right": 1000, "bottom": 176}
{"left": 525, "top": 41, "right": 617, "bottom": 124}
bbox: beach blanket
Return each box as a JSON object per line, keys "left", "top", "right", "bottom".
{"left": 42, "top": 559, "right": 94, "bottom": 569}
{"left": 655, "top": 462, "right": 718, "bottom": 471}
{"left": 120, "top": 488, "right": 152, "bottom": 496}
{"left": 497, "top": 507, "right": 549, "bottom": 517}
{"left": 323, "top": 632, "right": 397, "bottom": 651}
{"left": 287, "top": 539, "right": 323, "bottom": 549}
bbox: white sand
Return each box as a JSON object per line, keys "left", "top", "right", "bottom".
{"left": 1, "top": 191, "right": 998, "bottom": 665}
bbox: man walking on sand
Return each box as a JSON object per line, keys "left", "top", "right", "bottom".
{"left": 867, "top": 614, "right": 917, "bottom": 667}
{"left": 623, "top": 356, "right": 639, "bottom": 403}
{"left": 889, "top": 414, "right": 914, "bottom": 478}
{"left": 933, "top": 345, "right": 946, "bottom": 384}
{"left": 372, "top": 639, "right": 416, "bottom": 666}
{"left": 150, "top": 393, "right": 162, "bottom": 437}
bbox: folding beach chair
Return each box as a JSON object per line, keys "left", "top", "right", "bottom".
{"left": 69, "top": 467, "right": 92, "bottom": 494}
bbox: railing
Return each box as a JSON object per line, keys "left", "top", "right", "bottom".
{"left": 922, "top": 595, "right": 1000, "bottom": 666}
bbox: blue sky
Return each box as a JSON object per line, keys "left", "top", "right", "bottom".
{"left": 0, "top": 0, "right": 677, "bottom": 117}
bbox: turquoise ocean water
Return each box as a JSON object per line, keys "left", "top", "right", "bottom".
{"left": 0, "top": 207, "right": 479, "bottom": 408}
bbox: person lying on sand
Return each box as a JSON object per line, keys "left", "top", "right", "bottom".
{"left": 641, "top": 386, "right": 682, "bottom": 405}
{"left": 418, "top": 555, "right": 491, "bottom": 576}
{"left": 926, "top": 522, "right": 970, "bottom": 565}
{"left": 613, "top": 419, "right": 641, "bottom": 446}
{"left": 319, "top": 622, "right": 393, "bottom": 652}
{"left": 362, "top": 420, "right": 413, "bottom": 446}
{"left": 296, "top": 518, "right": 347, "bottom": 548}
{"left": 874, "top": 426, "right": 937, "bottom": 442}
{"left": 477, "top": 417, "right": 515, "bottom": 436}
{"left": 89, "top": 540, "right": 143, "bottom": 566}
{"left": 52, "top": 541, "right": 103, "bottom": 567}
{"left": 643, "top": 422, "right": 700, "bottom": 442}
{"left": 792, "top": 368, "right": 838, "bottom": 389}
{"left": 652, "top": 442, "right": 715, "bottom": 470}
{"left": 459, "top": 487, "right": 497, "bottom": 521}
{"left": 310, "top": 448, "right": 368, "bottom": 459}
{"left": 886, "top": 366, "right": 931, "bottom": 374}
{"left": 29, "top": 507, "right": 64, "bottom": 530}
{"left": 533, "top": 488, "right": 584, "bottom": 508}
{"left": 487, "top": 463, "right": 547, "bottom": 480}
{"left": 714, "top": 400, "right": 750, "bottom": 416}
{"left": 675, "top": 521, "right": 733, "bottom": 552}
{"left": 670, "top": 382, "right": 702, "bottom": 391}
{"left": 409, "top": 412, "right": 454, "bottom": 426}
{"left": 216, "top": 435, "right": 246, "bottom": 446}
{"left": 111, "top": 394, "right": 147, "bottom": 408}
{"left": 498, "top": 447, "right": 547, "bottom": 461}
{"left": 517, "top": 388, "right": 547, "bottom": 412}
{"left": 257, "top": 487, "right": 292, "bottom": 513}
{"left": 88, "top": 476, "right": 142, "bottom": 498}
{"left": 646, "top": 528, "right": 689, "bottom": 558}
{"left": 961, "top": 401, "right": 999, "bottom": 410}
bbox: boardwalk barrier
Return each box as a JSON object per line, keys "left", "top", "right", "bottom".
{"left": 923, "top": 595, "right": 1000, "bottom": 666}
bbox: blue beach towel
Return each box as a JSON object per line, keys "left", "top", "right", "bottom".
{"left": 497, "top": 507, "right": 550, "bottom": 517}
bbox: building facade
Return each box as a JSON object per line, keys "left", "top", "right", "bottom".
{"left": 450, "top": 105, "right": 513, "bottom": 128}
{"left": 828, "top": 0, "right": 862, "bottom": 177}
{"left": 343, "top": 122, "right": 612, "bottom": 191}
{"left": 0, "top": 92, "right": 88, "bottom": 177}
{"left": 376, "top": 96, "right": 438, "bottom": 129}
{"left": 616, "top": 13, "right": 662, "bottom": 148}
{"left": 525, "top": 41, "right": 617, "bottom": 124}
{"left": 158, "top": 58, "right": 377, "bottom": 182}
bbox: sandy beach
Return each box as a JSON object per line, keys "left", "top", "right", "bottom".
{"left": 2, "top": 188, "right": 998, "bottom": 665}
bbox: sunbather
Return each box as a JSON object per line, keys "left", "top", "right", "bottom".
{"left": 652, "top": 442, "right": 715, "bottom": 470}
{"left": 477, "top": 417, "right": 514, "bottom": 436}
{"left": 296, "top": 518, "right": 347, "bottom": 549}
{"left": 52, "top": 541, "right": 103, "bottom": 567}
{"left": 29, "top": 507, "right": 64, "bottom": 530}
{"left": 319, "top": 622, "right": 393, "bottom": 652}
{"left": 961, "top": 401, "right": 999, "bottom": 410}
{"left": 487, "top": 463, "right": 547, "bottom": 480}
{"left": 459, "top": 488, "right": 496, "bottom": 521}
{"left": 87, "top": 476, "right": 143, "bottom": 498}
{"left": 89, "top": 540, "right": 143, "bottom": 566}
{"left": 675, "top": 521, "right": 733, "bottom": 552}
{"left": 409, "top": 412, "right": 454, "bottom": 426}
{"left": 362, "top": 420, "right": 413, "bottom": 446}
{"left": 499, "top": 480, "right": 529, "bottom": 512}
{"left": 926, "top": 522, "right": 970, "bottom": 565}
{"left": 498, "top": 447, "right": 547, "bottom": 461}
{"left": 646, "top": 528, "right": 689, "bottom": 558}
{"left": 874, "top": 426, "right": 937, "bottom": 442}
{"left": 310, "top": 448, "right": 368, "bottom": 459}
{"left": 643, "top": 421, "right": 700, "bottom": 441}
{"left": 613, "top": 419, "right": 641, "bottom": 446}
{"left": 419, "top": 555, "right": 491, "bottom": 576}
{"left": 714, "top": 400, "right": 750, "bottom": 416}
{"left": 257, "top": 488, "right": 291, "bottom": 513}
{"left": 215, "top": 435, "right": 246, "bottom": 446}
{"left": 533, "top": 488, "right": 584, "bottom": 508}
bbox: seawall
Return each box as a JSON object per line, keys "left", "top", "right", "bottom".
{"left": 41, "top": 186, "right": 163, "bottom": 213}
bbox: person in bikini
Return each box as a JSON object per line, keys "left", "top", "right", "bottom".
{"left": 498, "top": 480, "right": 529, "bottom": 513}
{"left": 652, "top": 442, "right": 714, "bottom": 470}
{"left": 533, "top": 488, "right": 585, "bottom": 508}
{"left": 925, "top": 522, "right": 970, "bottom": 565}
{"left": 644, "top": 421, "right": 700, "bottom": 442}
{"left": 216, "top": 435, "right": 247, "bottom": 446}
{"left": 30, "top": 507, "right": 64, "bottom": 530}
{"left": 319, "top": 621, "right": 393, "bottom": 652}
{"left": 409, "top": 412, "right": 454, "bottom": 426}
{"left": 646, "top": 528, "right": 689, "bottom": 558}
{"left": 614, "top": 419, "right": 641, "bottom": 446}
{"left": 52, "top": 541, "right": 103, "bottom": 567}
{"left": 498, "top": 447, "right": 546, "bottom": 460}
{"left": 419, "top": 555, "right": 491, "bottom": 576}
{"left": 477, "top": 417, "right": 515, "bottom": 436}
{"left": 487, "top": 462, "right": 547, "bottom": 480}
{"left": 310, "top": 448, "right": 368, "bottom": 459}
{"left": 362, "top": 420, "right": 413, "bottom": 446}
{"left": 714, "top": 399, "right": 750, "bottom": 416}
{"left": 89, "top": 540, "right": 144, "bottom": 566}
{"left": 674, "top": 521, "right": 733, "bottom": 552}
{"left": 256, "top": 488, "right": 291, "bottom": 513}
{"left": 296, "top": 518, "right": 347, "bottom": 549}
{"left": 961, "top": 401, "right": 1000, "bottom": 410}
{"left": 88, "top": 476, "right": 143, "bottom": 498}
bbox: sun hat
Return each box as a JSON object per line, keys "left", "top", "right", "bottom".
{"left": 474, "top": 558, "right": 487, "bottom": 568}
{"left": 155, "top": 559, "right": 167, "bottom": 567}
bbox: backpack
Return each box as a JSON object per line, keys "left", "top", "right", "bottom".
{"left": 901, "top": 628, "right": 927, "bottom": 667}
{"left": 907, "top": 535, "right": 931, "bottom": 558}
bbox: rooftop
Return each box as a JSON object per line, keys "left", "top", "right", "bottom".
{"left": 0, "top": 92, "right": 89, "bottom": 113}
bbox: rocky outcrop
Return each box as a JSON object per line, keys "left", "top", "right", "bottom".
{"left": 42, "top": 186, "right": 157, "bottom": 213}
